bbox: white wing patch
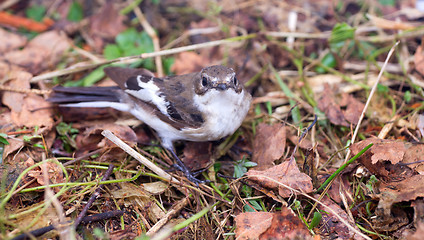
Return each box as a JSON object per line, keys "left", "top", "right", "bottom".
{"left": 125, "top": 76, "right": 170, "bottom": 117}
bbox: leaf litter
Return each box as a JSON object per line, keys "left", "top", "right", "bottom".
{"left": 0, "top": 1, "right": 424, "bottom": 239}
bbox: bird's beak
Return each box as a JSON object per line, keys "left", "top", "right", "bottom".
{"left": 215, "top": 83, "right": 228, "bottom": 91}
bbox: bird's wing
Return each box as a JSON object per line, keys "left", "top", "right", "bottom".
{"left": 104, "top": 67, "right": 205, "bottom": 129}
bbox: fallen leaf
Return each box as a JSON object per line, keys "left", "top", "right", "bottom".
{"left": 1, "top": 71, "right": 31, "bottom": 113}
{"left": 235, "top": 208, "right": 312, "bottom": 240}
{"left": 340, "top": 93, "right": 364, "bottom": 125}
{"left": 3, "top": 31, "right": 70, "bottom": 74}
{"left": 88, "top": 2, "right": 127, "bottom": 51}
{"left": 0, "top": 28, "right": 27, "bottom": 53}
{"left": 404, "top": 222, "right": 424, "bottom": 240}
{"left": 26, "top": 158, "right": 64, "bottom": 192}
{"left": 260, "top": 207, "right": 312, "bottom": 240}
{"left": 252, "top": 123, "right": 286, "bottom": 170}
{"left": 8, "top": 207, "right": 52, "bottom": 235}
{"left": 350, "top": 138, "right": 423, "bottom": 179}
{"left": 10, "top": 94, "right": 54, "bottom": 128}
{"left": 317, "top": 84, "right": 349, "bottom": 126}
{"left": 107, "top": 182, "right": 165, "bottom": 221}
{"left": 141, "top": 181, "right": 169, "bottom": 195}
{"left": 75, "top": 123, "right": 138, "bottom": 157}
{"left": 371, "top": 175, "right": 424, "bottom": 231}
{"left": 3, "top": 72, "right": 54, "bottom": 128}
{"left": 182, "top": 142, "right": 212, "bottom": 171}
{"left": 234, "top": 212, "right": 274, "bottom": 239}
{"left": 246, "top": 161, "right": 313, "bottom": 198}
{"left": 288, "top": 135, "right": 328, "bottom": 160}
{"left": 171, "top": 52, "right": 209, "bottom": 75}
{"left": 317, "top": 84, "right": 365, "bottom": 126}
{"left": 370, "top": 142, "right": 405, "bottom": 165}
{"left": 378, "top": 175, "right": 424, "bottom": 213}
{"left": 412, "top": 199, "right": 424, "bottom": 228}
{"left": 0, "top": 61, "right": 25, "bottom": 80}
{"left": 317, "top": 196, "right": 366, "bottom": 240}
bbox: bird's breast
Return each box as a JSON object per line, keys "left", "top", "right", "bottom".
{"left": 183, "top": 89, "right": 251, "bottom": 141}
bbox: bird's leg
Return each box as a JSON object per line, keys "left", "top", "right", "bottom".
{"left": 167, "top": 147, "right": 210, "bottom": 185}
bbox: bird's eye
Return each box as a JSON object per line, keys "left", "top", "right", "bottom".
{"left": 201, "top": 76, "right": 208, "bottom": 87}
{"left": 233, "top": 76, "right": 238, "bottom": 86}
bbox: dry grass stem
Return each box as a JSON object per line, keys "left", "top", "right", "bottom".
{"left": 133, "top": 6, "right": 164, "bottom": 77}
{"left": 344, "top": 41, "right": 400, "bottom": 163}
{"left": 101, "top": 130, "right": 180, "bottom": 184}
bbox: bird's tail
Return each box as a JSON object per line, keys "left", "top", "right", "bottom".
{"left": 48, "top": 86, "right": 121, "bottom": 104}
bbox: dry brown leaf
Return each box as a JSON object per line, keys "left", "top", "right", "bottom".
{"left": 235, "top": 208, "right": 311, "bottom": 240}
{"left": 372, "top": 175, "right": 424, "bottom": 231}
{"left": 307, "top": 74, "right": 343, "bottom": 93}
{"left": 246, "top": 161, "right": 313, "bottom": 198}
{"left": 378, "top": 175, "right": 424, "bottom": 213}
{"left": 317, "top": 196, "right": 366, "bottom": 240}
{"left": 10, "top": 94, "right": 54, "bottom": 128}
{"left": 182, "top": 142, "right": 212, "bottom": 171}
{"left": 171, "top": 52, "right": 210, "bottom": 75}
{"left": 141, "top": 181, "right": 169, "bottom": 195}
{"left": 412, "top": 199, "right": 424, "bottom": 228}
{"left": 340, "top": 93, "right": 364, "bottom": 125}
{"left": 259, "top": 207, "right": 312, "bottom": 240}
{"left": 0, "top": 28, "right": 27, "bottom": 54}
{"left": 252, "top": 123, "right": 286, "bottom": 170}
{"left": 404, "top": 222, "right": 424, "bottom": 240}
{"left": 26, "top": 158, "right": 64, "bottom": 192}
{"left": 8, "top": 207, "right": 52, "bottom": 235}
{"left": 370, "top": 141, "right": 405, "bottom": 164}
{"left": 351, "top": 138, "right": 424, "bottom": 179}
{"left": 1, "top": 71, "right": 31, "bottom": 112}
{"left": 89, "top": 2, "right": 127, "bottom": 52}
{"left": 234, "top": 212, "right": 274, "bottom": 239}
{"left": 2, "top": 137, "right": 24, "bottom": 163}
{"left": 107, "top": 182, "right": 165, "bottom": 221}
{"left": 318, "top": 84, "right": 365, "bottom": 126}
{"left": 317, "top": 84, "right": 349, "bottom": 126}
{"left": 2, "top": 71, "right": 54, "bottom": 128}
{"left": 3, "top": 31, "right": 70, "bottom": 74}
{"left": 75, "top": 123, "right": 138, "bottom": 154}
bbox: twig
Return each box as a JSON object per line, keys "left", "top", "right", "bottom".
{"left": 265, "top": 31, "right": 330, "bottom": 39}
{"left": 30, "top": 34, "right": 256, "bottom": 82}
{"left": 62, "top": 149, "right": 103, "bottom": 166}
{"left": 285, "top": 115, "right": 318, "bottom": 174}
{"left": 146, "top": 197, "right": 190, "bottom": 236}
{"left": 101, "top": 130, "right": 179, "bottom": 184}
{"left": 0, "top": 85, "right": 51, "bottom": 95}
{"left": 133, "top": 6, "right": 164, "bottom": 77}
{"left": 11, "top": 211, "right": 124, "bottom": 240}
{"left": 74, "top": 164, "right": 115, "bottom": 227}
{"left": 41, "top": 155, "right": 71, "bottom": 239}
{"left": 0, "top": 0, "right": 20, "bottom": 11}
{"left": 343, "top": 41, "right": 399, "bottom": 163}
{"left": 162, "top": 27, "right": 221, "bottom": 50}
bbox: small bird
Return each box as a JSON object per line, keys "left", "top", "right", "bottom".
{"left": 48, "top": 65, "right": 252, "bottom": 184}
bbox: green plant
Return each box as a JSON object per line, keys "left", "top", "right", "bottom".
{"left": 233, "top": 157, "right": 257, "bottom": 178}
{"left": 56, "top": 122, "right": 79, "bottom": 152}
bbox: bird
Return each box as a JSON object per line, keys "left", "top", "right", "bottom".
{"left": 48, "top": 65, "right": 252, "bottom": 184}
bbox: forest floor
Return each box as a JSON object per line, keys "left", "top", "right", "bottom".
{"left": 1, "top": 0, "right": 424, "bottom": 239}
